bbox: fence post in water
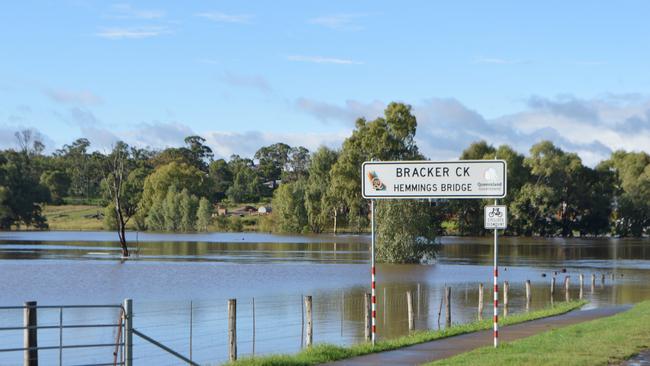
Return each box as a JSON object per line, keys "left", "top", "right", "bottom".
{"left": 407, "top": 291, "right": 414, "bottom": 331}
{"left": 503, "top": 281, "right": 509, "bottom": 317}
{"left": 478, "top": 283, "right": 484, "bottom": 321}
{"left": 305, "top": 296, "right": 313, "bottom": 347}
{"left": 364, "top": 293, "right": 371, "bottom": 341}
{"left": 24, "top": 301, "right": 38, "bottom": 366}
{"left": 525, "top": 280, "right": 532, "bottom": 311}
{"left": 591, "top": 273, "right": 596, "bottom": 293}
{"left": 564, "top": 277, "right": 570, "bottom": 302}
{"left": 445, "top": 286, "right": 452, "bottom": 328}
{"left": 579, "top": 274, "right": 584, "bottom": 300}
{"left": 228, "top": 299, "right": 237, "bottom": 361}
{"left": 551, "top": 277, "right": 556, "bottom": 303}
{"left": 124, "top": 299, "right": 133, "bottom": 366}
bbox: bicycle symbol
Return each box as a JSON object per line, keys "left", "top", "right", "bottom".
{"left": 488, "top": 207, "right": 503, "bottom": 218}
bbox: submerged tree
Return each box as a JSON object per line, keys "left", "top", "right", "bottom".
{"left": 104, "top": 142, "right": 143, "bottom": 257}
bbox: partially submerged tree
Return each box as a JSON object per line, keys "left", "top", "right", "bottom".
{"left": 104, "top": 142, "right": 142, "bottom": 257}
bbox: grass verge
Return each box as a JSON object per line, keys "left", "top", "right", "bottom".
{"left": 428, "top": 300, "right": 650, "bottom": 366}
{"left": 226, "top": 300, "right": 586, "bottom": 366}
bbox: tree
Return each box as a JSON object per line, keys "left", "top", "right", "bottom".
{"left": 104, "top": 142, "right": 141, "bottom": 257}
{"left": 284, "top": 146, "right": 311, "bottom": 183}
{"left": 272, "top": 179, "right": 308, "bottom": 233}
{"left": 40, "top": 170, "right": 71, "bottom": 204}
{"left": 162, "top": 185, "right": 181, "bottom": 231}
{"left": 196, "top": 197, "right": 212, "bottom": 231}
{"left": 255, "top": 143, "right": 291, "bottom": 189}
{"left": 375, "top": 200, "right": 440, "bottom": 263}
{"left": 329, "top": 102, "right": 421, "bottom": 233}
{"left": 0, "top": 150, "right": 50, "bottom": 229}
{"left": 139, "top": 161, "right": 209, "bottom": 225}
{"left": 226, "top": 155, "right": 263, "bottom": 203}
{"left": 304, "top": 147, "right": 338, "bottom": 233}
{"left": 179, "top": 188, "right": 199, "bottom": 232}
{"left": 150, "top": 135, "right": 214, "bottom": 172}
{"left": 209, "top": 159, "right": 233, "bottom": 200}
{"left": 600, "top": 151, "right": 650, "bottom": 236}
{"left": 328, "top": 102, "right": 440, "bottom": 263}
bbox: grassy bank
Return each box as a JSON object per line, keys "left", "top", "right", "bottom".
{"left": 43, "top": 204, "right": 107, "bottom": 231}
{"left": 225, "top": 301, "right": 586, "bottom": 366}
{"left": 429, "top": 300, "right": 650, "bottom": 366}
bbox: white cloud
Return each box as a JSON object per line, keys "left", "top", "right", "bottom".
{"left": 44, "top": 89, "right": 102, "bottom": 105}
{"left": 293, "top": 95, "right": 650, "bottom": 167}
{"left": 295, "top": 98, "right": 384, "bottom": 124}
{"left": 220, "top": 72, "right": 272, "bottom": 94}
{"left": 95, "top": 26, "right": 170, "bottom": 39}
{"left": 474, "top": 57, "right": 527, "bottom": 65}
{"left": 204, "top": 131, "right": 348, "bottom": 159}
{"left": 309, "top": 14, "right": 364, "bottom": 31}
{"left": 287, "top": 55, "right": 363, "bottom": 65}
{"left": 109, "top": 3, "right": 165, "bottom": 19}
{"left": 195, "top": 12, "right": 252, "bottom": 24}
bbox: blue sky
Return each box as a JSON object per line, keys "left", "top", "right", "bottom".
{"left": 1, "top": 1, "right": 650, "bottom": 165}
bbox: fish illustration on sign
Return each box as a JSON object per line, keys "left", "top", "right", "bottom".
{"left": 367, "top": 171, "right": 385, "bottom": 191}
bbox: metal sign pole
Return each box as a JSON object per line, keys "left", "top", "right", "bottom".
{"left": 493, "top": 198, "right": 498, "bottom": 348}
{"left": 371, "top": 199, "right": 376, "bottom": 345}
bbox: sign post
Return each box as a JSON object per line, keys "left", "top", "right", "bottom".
{"left": 484, "top": 204, "right": 507, "bottom": 348}
{"left": 362, "top": 160, "right": 507, "bottom": 345}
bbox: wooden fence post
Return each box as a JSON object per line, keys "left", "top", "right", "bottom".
{"left": 564, "top": 277, "right": 570, "bottom": 302}
{"left": 228, "top": 299, "right": 237, "bottom": 361}
{"left": 503, "top": 281, "right": 509, "bottom": 317}
{"left": 579, "top": 274, "right": 584, "bottom": 300}
{"left": 364, "top": 293, "right": 371, "bottom": 341}
{"left": 525, "top": 280, "right": 532, "bottom": 311}
{"left": 478, "top": 283, "right": 484, "bottom": 321}
{"left": 406, "top": 291, "right": 414, "bottom": 331}
{"left": 601, "top": 273, "right": 605, "bottom": 287}
{"left": 445, "top": 286, "right": 451, "bottom": 328}
{"left": 551, "top": 277, "right": 556, "bottom": 303}
{"left": 24, "top": 301, "right": 38, "bottom": 366}
{"left": 305, "top": 296, "right": 313, "bottom": 347}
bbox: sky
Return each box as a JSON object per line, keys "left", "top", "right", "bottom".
{"left": 1, "top": 1, "right": 650, "bottom": 166}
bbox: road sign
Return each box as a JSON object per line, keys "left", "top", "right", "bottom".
{"left": 362, "top": 160, "right": 507, "bottom": 199}
{"left": 485, "top": 205, "right": 507, "bottom": 229}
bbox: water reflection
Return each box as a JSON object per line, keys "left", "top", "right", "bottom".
{"left": 0, "top": 232, "right": 649, "bottom": 365}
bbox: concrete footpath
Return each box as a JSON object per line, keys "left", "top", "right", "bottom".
{"left": 324, "top": 305, "right": 632, "bottom": 366}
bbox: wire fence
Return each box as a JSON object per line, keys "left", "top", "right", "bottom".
{"left": 0, "top": 272, "right": 617, "bottom": 365}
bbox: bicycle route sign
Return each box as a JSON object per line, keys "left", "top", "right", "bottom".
{"left": 485, "top": 205, "right": 507, "bottom": 229}
{"left": 362, "top": 160, "right": 507, "bottom": 199}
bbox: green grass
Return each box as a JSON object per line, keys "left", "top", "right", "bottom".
{"left": 225, "top": 301, "right": 586, "bottom": 366}
{"left": 43, "top": 204, "right": 107, "bottom": 231}
{"left": 428, "top": 300, "right": 650, "bottom": 366}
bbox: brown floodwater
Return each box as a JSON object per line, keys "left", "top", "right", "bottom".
{"left": 0, "top": 232, "right": 648, "bottom": 365}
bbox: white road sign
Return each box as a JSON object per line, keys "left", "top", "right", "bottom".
{"left": 485, "top": 205, "right": 507, "bottom": 229}
{"left": 361, "top": 160, "right": 507, "bottom": 199}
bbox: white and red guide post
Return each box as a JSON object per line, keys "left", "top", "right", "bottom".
{"left": 362, "top": 160, "right": 507, "bottom": 346}
{"left": 485, "top": 204, "right": 507, "bottom": 347}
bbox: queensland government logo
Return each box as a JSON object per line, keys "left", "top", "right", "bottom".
{"left": 367, "top": 171, "right": 385, "bottom": 191}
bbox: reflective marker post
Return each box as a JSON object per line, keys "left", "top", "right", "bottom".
{"left": 492, "top": 155, "right": 498, "bottom": 348}
{"left": 485, "top": 203, "right": 507, "bottom": 348}
{"left": 370, "top": 200, "right": 376, "bottom": 345}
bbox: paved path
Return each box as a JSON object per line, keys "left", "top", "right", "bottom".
{"left": 324, "top": 305, "right": 632, "bottom": 366}
{"left": 621, "top": 349, "right": 650, "bottom": 366}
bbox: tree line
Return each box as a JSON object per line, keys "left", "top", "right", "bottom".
{"left": 1, "top": 102, "right": 649, "bottom": 251}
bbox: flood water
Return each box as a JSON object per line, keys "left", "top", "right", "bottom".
{"left": 1, "top": 231, "right": 649, "bottom": 365}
